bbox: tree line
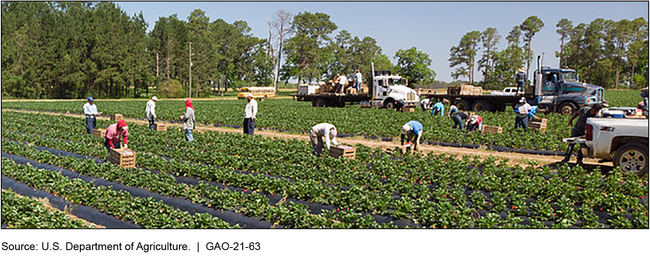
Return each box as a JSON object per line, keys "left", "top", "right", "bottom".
{"left": 1, "top": 2, "right": 435, "bottom": 99}
{"left": 3, "top": 3, "right": 647, "bottom": 99}
{"left": 449, "top": 15, "right": 648, "bottom": 90}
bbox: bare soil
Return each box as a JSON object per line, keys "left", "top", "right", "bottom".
{"left": 4, "top": 109, "right": 611, "bottom": 168}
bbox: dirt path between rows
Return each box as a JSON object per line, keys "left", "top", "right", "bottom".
{"left": 3, "top": 109, "right": 610, "bottom": 168}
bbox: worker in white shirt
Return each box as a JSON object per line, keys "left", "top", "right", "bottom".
{"left": 83, "top": 97, "right": 100, "bottom": 134}
{"left": 309, "top": 123, "right": 340, "bottom": 157}
{"left": 244, "top": 93, "right": 258, "bottom": 136}
{"left": 145, "top": 96, "right": 158, "bottom": 130}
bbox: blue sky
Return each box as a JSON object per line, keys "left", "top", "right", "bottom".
{"left": 117, "top": 1, "right": 648, "bottom": 82}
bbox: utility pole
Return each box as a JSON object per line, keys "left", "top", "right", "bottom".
{"left": 189, "top": 41, "right": 192, "bottom": 98}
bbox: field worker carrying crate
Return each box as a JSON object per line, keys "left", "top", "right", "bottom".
{"left": 310, "top": 123, "right": 340, "bottom": 157}
{"left": 146, "top": 96, "right": 158, "bottom": 130}
{"left": 83, "top": 96, "right": 101, "bottom": 134}
{"left": 401, "top": 120, "right": 423, "bottom": 151}
{"left": 104, "top": 119, "right": 129, "bottom": 154}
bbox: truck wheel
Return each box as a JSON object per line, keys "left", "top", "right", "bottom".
{"left": 384, "top": 100, "right": 395, "bottom": 110}
{"left": 315, "top": 98, "right": 326, "bottom": 108}
{"left": 472, "top": 100, "right": 492, "bottom": 112}
{"left": 558, "top": 102, "right": 578, "bottom": 115}
{"left": 614, "top": 143, "right": 648, "bottom": 176}
{"left": 456, "top": 100, "right": 471, "bottom": 111}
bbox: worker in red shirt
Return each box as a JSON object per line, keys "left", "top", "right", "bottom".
{"left": 104, "top": 119, "right": 129, "bottom": 154}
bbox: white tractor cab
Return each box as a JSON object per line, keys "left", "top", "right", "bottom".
{"left": 362, "top": 70, "right": 420, "bottom": 110}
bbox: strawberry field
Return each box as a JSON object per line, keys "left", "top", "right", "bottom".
{"left": 1, "top": 109, "right": 648, "bottom": 228}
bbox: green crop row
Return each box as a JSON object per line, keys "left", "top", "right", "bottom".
{"left": 2, "top": 110, "right": 647, "bottom": 228}
{"left": 1, "top": 189, "right": 95, "bottom": 229}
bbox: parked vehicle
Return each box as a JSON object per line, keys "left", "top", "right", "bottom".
{"left": 237, "top": 87, "right": 276, "bottom": 99}
{"left": 294, "top": 69, "right": 419, "bottom": 110}
{"left": 423, "top": 57, "right": 607, "bottom": 114}
{"left": 581, "top": 115, "right": 648, "bottom": 175}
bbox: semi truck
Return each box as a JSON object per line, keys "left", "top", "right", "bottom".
{"left": 423, "top": 59, "right": 607, "bottom": 114}
{"left": 293, "top": 70, "right": 419, "bottom": 110}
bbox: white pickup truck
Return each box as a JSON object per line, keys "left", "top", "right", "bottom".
{"left": 581, "top": 117, "right": 648, "bottom": 175}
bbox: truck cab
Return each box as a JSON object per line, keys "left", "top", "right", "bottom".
{"left": 368, "top": 71, "right": 419, "bottom": 109}
{"left": 531, "top": 68, "right": 606, "bottom": 114}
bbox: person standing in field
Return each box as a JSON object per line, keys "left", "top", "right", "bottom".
{"left": 104, "top": 119, "right": 129, "bottom": 154}
{"left": 179, "top": 98, "right": 195, "bottom": 142}
{"left": 354, "top": 70, "right": 363, "bottom": 93}
{"left": 310, "top": 123, "right": 340, "bottom": 157}
{"left": 145, "top": 96, "right": 158, "bottom": 130}
{"left": 83, "top": 97, "right": 100, "bottom": 134}
{"left": 244, "top": 93, "right": 258, "bottom": 136}
{"left": 562, "top": 103, "right": 603, "bottom": 164}
{"left": 514, "top": 97, "right": 531, "bottom": 129}
{"left": 401, "top": 120, "right": 424, "bottom": 151}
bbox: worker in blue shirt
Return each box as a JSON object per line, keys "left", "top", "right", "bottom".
{"left": 431, "top": 102, "right": 444, "bottom": 116}
{"left": 401, "top": 120, "right": 424, "bottom": 151}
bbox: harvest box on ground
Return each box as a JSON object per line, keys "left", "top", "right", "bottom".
{"left": 110, "top": 114, "right": 123, "bottom": 121}
{"left": 92, "top": 128, "right": 106, "bottom": 138}
{"left": 482, "top": 125, "right": 503, "bottom": 134}
{"left": 154, "top": 123, "right": 167, "bottom": 131}
{"left": 109, "top": 148, "right": 136, "bottom": 168}
{"left": 529, "top": 118, "right": 548, "bottom": 133}
{"left": 329, "top": 145, "right": 356, "bottom": 159}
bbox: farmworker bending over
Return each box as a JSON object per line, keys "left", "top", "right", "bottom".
{"left": 146, "top": 96, "right": 158, "bottom": 130}
{"left": 401, "top": 120, "right": 423, "bottom": 151}
{"left": 562, "top": 103, "right": 602, "bottom": 164}
{"left": 430, "top": 101, "right": 444, "bottom": 116}
{"left": 310, "top": 123, "right": 340, "bottom": 157}
{"left": 244, "top": 93, "right": 257, "bottom": 136}
{"left": 466, "top": 114, "right": 482, "bottom": 133}
{"left": 420, "top": 97, "right": 432, "bottom": 111}
{"left": 448, "top": 105, "right": 458, "bottom": 117}
{"left": 452, "top": 111, "right": 468, "bottom": 130}
{"left": 179, "top": 98, "right": 195, "bottom": 142}
{"left": 104, "top": 119, "right": 129, "bottom": 154}
{"left": 514, "top": 97, "right": 531, "bottom": 129}
{"left": 83, "top": 97, "right": 100, "bottom": 134}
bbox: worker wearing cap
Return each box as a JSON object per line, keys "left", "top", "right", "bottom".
{"left": 244, "top": 93, "right": 258, "bottom": 136}
{"left": 146, "top": 96, "right": 158, "bottom": 130}
{"left": 515, "top": 67, "right": 526, "bottom": 94}
{"left": 83, "top": 97, "right": 100, "bottom": 134}
{"left": 401, "top": 121, "right": 423, "bottom": 151}
{"left": 466, "top": 114, "right": 483, "bottom": 133}
{"left": 179, "top": 98, "right": 195, "bottom": 142}
{"left": 514, "top": 97, "right": 531, "bottom": 129}
{"left": 104, "top": 119, "right": 129, "bottom": 154}
{"left": 420, "top": 97, "right": 433, "bottom": 111}
{"left": 562, "top": 103, "right": 603, "bottom": 164}
{"left": 310, "top": 123, "right": 340, "bottom": 157}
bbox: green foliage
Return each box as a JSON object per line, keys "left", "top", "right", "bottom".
{"left": 1, "top": 189, "right": 95, "bottom": 228}
{"left": 157, "top": 79, "right": 185, "bottom": 98}
{"left": 394, "top": 47, "right": 436, "bottom": 85}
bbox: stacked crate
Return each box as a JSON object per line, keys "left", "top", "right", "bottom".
{"left": 329, "top": 145, "right": 356, "bottom": 159}
{"left": 92, "top": 129, "right": 106, "bottom": 138}
{"left": 482, "top": 125, "right": 503, "bottom": 134}
{"left": 447, "top": 85, "right": 483, "bottom": 95}
{"left": 110, "top": 114, "right": 123, "bottom": 121}
{"left": 403, "top": 106, "right": 415, "bottom": 112}
{"left": 153, "top": 123, "right": 167, "bottom": 132}
{"left": 109, "top": 148, "right": 136, "bottom": 168}
{"left": 529, "top": 118, "right": 548, "bottom": 133}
